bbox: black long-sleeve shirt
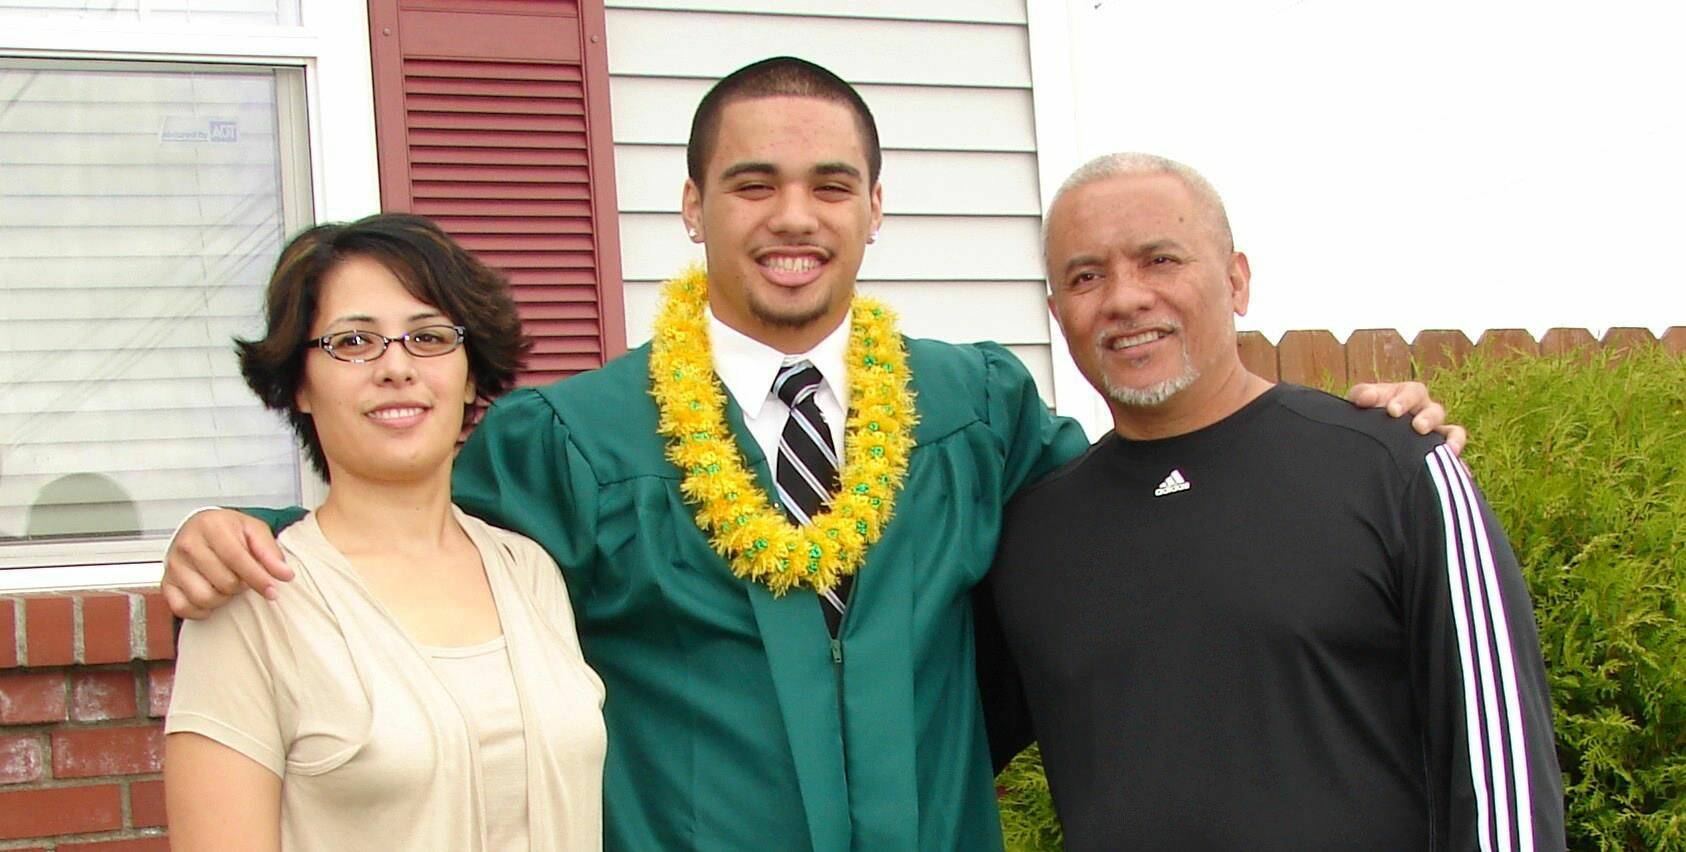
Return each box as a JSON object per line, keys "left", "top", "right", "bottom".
{"left": 984, "top": 384, "right": 1564, "bottom": 851}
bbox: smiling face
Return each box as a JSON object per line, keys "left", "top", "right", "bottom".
{"left": 295, "top": 254, "right": 474, "bottom": 486}
{"left": 1045, "top": 172, "right": 1252, "bottom": 418}
{"left": 681, "top": 95, "right": 883, "bottom": 353}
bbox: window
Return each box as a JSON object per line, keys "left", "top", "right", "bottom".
{"left": 0, "top": 0, "right": 300, "bottom": 26}
{"left": 0, "top": 59, "right": 313, "bottom": 574}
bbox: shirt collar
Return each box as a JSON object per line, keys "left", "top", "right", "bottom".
{"left": 708, "top": 307, "right": 852, "bottom": 420}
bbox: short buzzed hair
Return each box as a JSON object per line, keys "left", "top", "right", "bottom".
{"left": 687, "top": 56, "right": 883, "bottom": 187}
{"left": 1046, "top": 153, "right": 1235, "bottom": 253}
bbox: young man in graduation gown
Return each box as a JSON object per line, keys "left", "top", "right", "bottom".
{"left": 162, "top": 59, "right": 1459, "bottom": 851}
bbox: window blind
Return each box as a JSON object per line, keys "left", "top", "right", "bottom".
{"left": 0, "top": 62, "right": 307, "bottom": 558}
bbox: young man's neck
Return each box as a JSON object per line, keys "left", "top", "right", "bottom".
{"left": 1109, "top": 358, "right": 1273, "bottom": 441}
{"left": 313, "top": 467, "right": 460, "bottom": 557}
{"left": 710, "top": 303, "right": 851, "bottom": 355}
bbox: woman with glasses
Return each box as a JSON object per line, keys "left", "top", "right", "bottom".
{"left": 163, "top": 214, "right": 605, "bottom": 850}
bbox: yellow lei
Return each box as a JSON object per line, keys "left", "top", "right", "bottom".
{"left": 649, "top": 267, "right": 918, "bottom": 596}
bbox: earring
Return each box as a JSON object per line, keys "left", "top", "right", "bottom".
{"left": 687, "top": 228, "right": 699, "bottom": 239}
{"left": 868, "top": 230, "right": 879, "bottom": 243}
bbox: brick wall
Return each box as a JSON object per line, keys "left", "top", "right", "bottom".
{"left": 0, "top": 590, "right": 174, "bottom": 851}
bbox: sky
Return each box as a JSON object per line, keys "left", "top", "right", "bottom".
{"left": 1065, "top": 0, "right": 1685, "bottom": 341}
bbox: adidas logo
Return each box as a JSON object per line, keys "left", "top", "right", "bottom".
{"left": 1153, "top": 469, "right": 1190, "bottom": 497}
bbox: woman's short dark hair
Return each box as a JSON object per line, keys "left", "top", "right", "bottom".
{"left": 236, "top": 213, "right": 530, "bottom": 479}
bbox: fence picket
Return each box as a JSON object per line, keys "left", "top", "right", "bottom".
{"left": 1346, "top": 329, "right": 1414, "bottom": 383}
{"left": 1236, "top": 331, "right": 1279, "bottom": 380}
{"left": 1476, "top": 328, "right": 1540, "bottom": 360}
{"left": 1278, "top": 330, "right": 1346, "bottom": 388}
{"left": 1540, "top": 328, "right": 1599, "bottom": 361}
{"left": 1601, "top": 327, "right": 1658, "bottom": 360}
{"left": 1412, "top": 330, "right": 1474, "bottom": 375}
{"left": 1662, "top": 327, "right": 1686, "bottom": 356}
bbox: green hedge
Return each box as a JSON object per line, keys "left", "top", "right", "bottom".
{"left": 998, "top": 745, "right": 1062, "bottom": 851}
{"left": 995, "top": 347, "right": 1686, "bottom": 850}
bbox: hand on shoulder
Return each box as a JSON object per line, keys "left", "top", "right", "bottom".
{"left": 163, "top": 508, "right": 293, "bottom": 619}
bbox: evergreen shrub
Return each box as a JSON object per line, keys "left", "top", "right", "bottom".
{"left": 998, "top": 745, "right": 1061, "bottom": 851}
{"left": 994, "top": 347, "right": 1686, "bottom": 851}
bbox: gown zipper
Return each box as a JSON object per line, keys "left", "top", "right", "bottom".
{"left": 831, "top": 575, "right": 857, "bottom": 755}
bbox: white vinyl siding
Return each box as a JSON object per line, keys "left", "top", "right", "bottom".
{"left": 603, "top": 0, "right": 1025, "bottom": 25}
{"left": 609, "top": 78, "right": 1038, "bottom": 151}
{"left": 617, "top": 147, "right": 1042, "bottom": 216}
{"left": 604, "top": 1, "right": 1055, "bottom": 402}
{"left": 606, "top": 10, "right": 1030, "bottom": 87}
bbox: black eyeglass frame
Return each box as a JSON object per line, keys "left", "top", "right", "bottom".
{"left": 308, "top": 324, "right": 468, "bottom": 363}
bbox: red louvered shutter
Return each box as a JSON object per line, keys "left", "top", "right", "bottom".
{"left": 368, "top": 0, "right": 626, "bottom": 388}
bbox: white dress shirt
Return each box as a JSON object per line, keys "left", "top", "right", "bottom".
{"left": 707, "top": 308, "right": 850, "bottom": 464}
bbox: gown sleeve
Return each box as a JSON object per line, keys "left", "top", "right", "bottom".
{"left": 239, "top": 505, "right": 308, "bottom": 535}
{"left": 973, "top": 344, "right": 1087, "bottom": 772}
{"left": 452, "top": 387, "right": 603, "bottom": 590}
{"left": 977, "top": 342, "right": 1090, "bottom": 498}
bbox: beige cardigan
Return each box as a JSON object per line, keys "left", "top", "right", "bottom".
{"left": 167, "top": 508, "right": 606, "bottom": 850}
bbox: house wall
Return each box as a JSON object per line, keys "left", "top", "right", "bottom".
{"left": 602, "top": 0, "right": 1061, "bottom": 403}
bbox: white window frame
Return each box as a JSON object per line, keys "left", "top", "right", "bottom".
{"left": 1, "top": 0, "right": 378, "bottom": 590}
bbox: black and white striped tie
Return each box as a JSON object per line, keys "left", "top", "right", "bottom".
{"left": 773, "top": 360, "right": 851, "bottom": 635}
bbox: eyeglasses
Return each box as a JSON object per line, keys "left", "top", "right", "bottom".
{"left": 309, "top": 324, "right": 467, "bottom": 363}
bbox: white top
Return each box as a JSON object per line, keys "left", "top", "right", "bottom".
{"left": 167, "top": 509, "right": 606, "bottom": 851}
{"left": 707, "top": 307, "right": 851, "bottom": 460}
{"left": 427, "top": 636, "right": 530, "bottom": 852}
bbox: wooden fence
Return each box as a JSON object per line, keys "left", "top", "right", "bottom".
{"left": 1237, "top": 327, "right": 1686, "bottom": 387}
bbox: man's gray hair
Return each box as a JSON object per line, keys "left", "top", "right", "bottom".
{"left": 1043, "top": 152, "right": 1234, "bottom": 254}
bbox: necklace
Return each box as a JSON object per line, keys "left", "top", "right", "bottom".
{"left": 648, "top": 267, "right": 918, "bottom": 595}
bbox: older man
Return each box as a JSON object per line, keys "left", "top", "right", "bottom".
{"left": 986, "top": 153, "right": 1564, "bottom": 850}
{"left": 163, "top": 62, "right": 1457, "bottom": 850}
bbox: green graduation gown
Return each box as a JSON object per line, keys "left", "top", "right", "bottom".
{"left": 260, "top": 337, "right": 1086, "bottom": 851}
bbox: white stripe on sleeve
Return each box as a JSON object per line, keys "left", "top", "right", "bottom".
{"left": 1427, "top": 448, "right": 1497, "bottom": 851}
{"left": 1440, "top": 446, "right": 1536, "bottom": 851}
{"left": 1427, "top": 445, "right": 1535, "bottom": 852}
